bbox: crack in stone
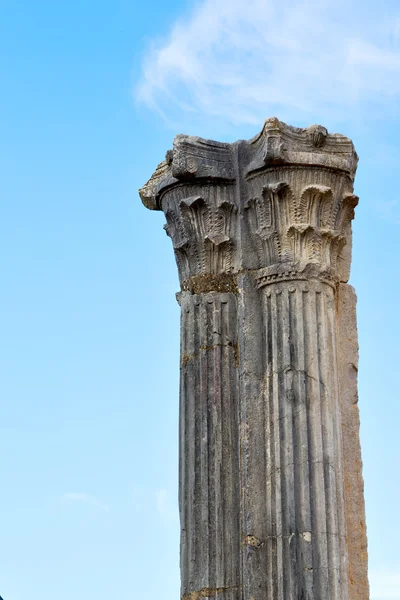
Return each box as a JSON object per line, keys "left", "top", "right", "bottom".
{"left": 241, "top": 367, "right": 327, "bottom": 389}
{"left": 243, "top": 531, "right": 342, "bottom": 541}
{"left": 263, "top": 459, "right": 338, "bottom": 478}
{"left": 263, "top": 366, "right": 327, "bottom": 389}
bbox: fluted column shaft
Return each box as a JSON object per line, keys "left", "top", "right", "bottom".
{"left": 179, "top": 291, "right": 241, "bottom": 600}
{"left": 239, "top": 276, "right": 348, "bottom": 600}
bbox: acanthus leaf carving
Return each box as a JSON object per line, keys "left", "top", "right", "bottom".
{"left": 162, "top": 192, "right": 238, "bottom": 283}
{"left": 298, "top": 185, "right": 333, "bottom": 228}
{"left": 245, "top": 182, "right": 292, "bottom": 267}
{"left": 181, "top": 195, "right": 205, "bottom": 208}
{"left": 164, "top": 206, "right": 188, "bottom": 250}
{"left": 336, "top": 193, "right": 359, "bottom": 231}
{"left": 263, "top": 182, "right": 296, "bottom": 263}
{"left": 205, "top": 232, "right": 230, "bottom": 246}
{"left": 245, "top": 181, "right": 357, "bottom": 279}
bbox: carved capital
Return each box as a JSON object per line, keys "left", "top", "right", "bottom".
{"left": 139, "top": 118, "right": 358, "bottom": 287}
{"left": 161, "top": 184, "right": 238, "bottom": 285}
{"left": 244, "top": 179, "right": 358, "bottom": 281}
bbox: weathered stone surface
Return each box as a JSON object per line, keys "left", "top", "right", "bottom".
{"left": 238, "top": 275, "right": 349, "bottom": 600}
{"left": 179, "top": 291, "right": 241, "bottom": 600}
{"left": 140, "top": 118, "right": 368, "bottom": 600}
{"left": 337, "top": 283, "right": 369, "bottom": 600}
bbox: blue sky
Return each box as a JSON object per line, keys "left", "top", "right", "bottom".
{"left": 0, "top": 0, "right": 399, "bottom": 599}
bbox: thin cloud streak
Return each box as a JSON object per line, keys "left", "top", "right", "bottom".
{"left": 136, "top": 0, "right": 400, "bottom": 128}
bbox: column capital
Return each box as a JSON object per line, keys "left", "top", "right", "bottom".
{"left": 139, "top": 118, "right": 358, "bottom": 287}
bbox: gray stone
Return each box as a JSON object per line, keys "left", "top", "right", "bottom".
{"left": 140, "top": 118, "right": 369, "bottom": 600}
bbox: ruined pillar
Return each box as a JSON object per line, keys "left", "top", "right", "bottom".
{"left": 139, "top": 119, "right": 369, "bottom": 600}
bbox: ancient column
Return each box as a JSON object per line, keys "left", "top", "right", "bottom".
{"left": 139, "top": 118, "right": 369, "bottom": 600}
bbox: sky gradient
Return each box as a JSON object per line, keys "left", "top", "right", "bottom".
{"left": 1, "top": 1, "right": 399, "bottom": 599}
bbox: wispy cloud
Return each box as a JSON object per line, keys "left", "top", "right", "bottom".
{"left": 63, "top": 492, "right": 109, "bottom": 512}
{"left": 135, "top": 0, "right": 400, "bottom": 128}
{"left": 370, "top": 566, "right": 400, "bottom": 599}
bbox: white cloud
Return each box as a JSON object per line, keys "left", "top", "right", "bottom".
{"left": 370, "top": 566, "right": 400, "bottom": 599}
{"left": 63, "top": 492, "right": 109, "bottom": 511}
{"left": 135, "top": 0, "right": 400, "bottom": 128}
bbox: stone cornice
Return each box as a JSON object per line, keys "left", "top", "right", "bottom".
{"left": 244, "top": 117, "right": 358, "bottom": 178}
{"left": 139, "top": 118, "right": 358, "bottom": 210}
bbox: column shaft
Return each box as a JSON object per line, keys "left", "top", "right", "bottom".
{"left": 179, "top": 291, "right": 241, "bottom": 600}
{"left": 240, "top": 278, "right": 348, "bottom": 600}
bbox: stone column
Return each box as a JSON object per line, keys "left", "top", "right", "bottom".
{"left": 140, "top": 119, "right": 369, "bottom": 600}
